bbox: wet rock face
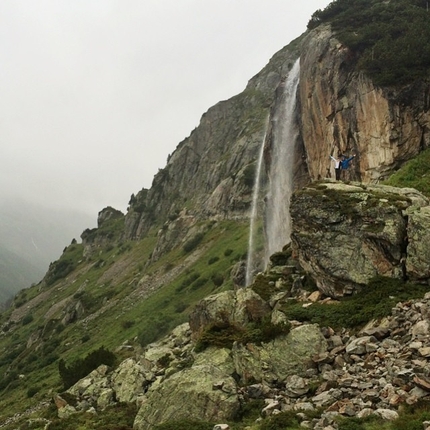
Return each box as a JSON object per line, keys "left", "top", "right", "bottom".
{"left": 299, "top": 25, "right": 430, "bottom": 184}
{"left": 290, "top": 181, "right": 430, "bottom": 297}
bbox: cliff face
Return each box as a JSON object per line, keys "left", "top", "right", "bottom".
{"left": 122, "top": 24, "right": 430, "bottom": 258}
{"left": 122, "top": 40, "right": 301, "bottom": 253}
{"left": 299, "top": 25, "right": 430, "bottom": 183}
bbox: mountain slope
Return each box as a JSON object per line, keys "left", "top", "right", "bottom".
{"left": 0, "top": 199, "right": 94, "bottom": 304}
{"left": 0, "top": 0, "right": 430, "bottom": 428}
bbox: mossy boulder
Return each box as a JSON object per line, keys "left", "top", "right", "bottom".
{"left": 290, "top": 182, "right": 429, "bottom": 297}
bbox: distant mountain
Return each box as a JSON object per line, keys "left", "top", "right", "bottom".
{"left": 0, "top": 198, "right": 94, "bottom": 304}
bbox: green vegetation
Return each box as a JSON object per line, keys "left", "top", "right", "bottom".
{"left": 58, "top": 346, "right": 116, "bottom": 390}
{"left": 0, "top": 217, "right": 250, "bottom": 428}
{"left": 195, "top": 316, "right": 291, "bottom": 353}
{"left": 154, "top": 420, "right": 214, "bottom": 430}
{"left": 384, "top": 147, "right": 430, "bottom": 197}
{"left": 183, "top": 232, "right": 204, "bottom": 253}
{"left": 283, "top": 276, "right": 428, "bottom": 329}
{"left": 308, "top": 0, "right": 430, "bottom": 86}
{"left": 45, "top": 243, "right": 84, "bottom": 286}
{"left": 41, "top": 402, "right": 137, "bottom": 430}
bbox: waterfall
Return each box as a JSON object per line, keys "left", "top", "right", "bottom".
{"left": 265, "top": 58, "right": 300, "bottom": 263}
{"left": 245, "top": 126, "right": 267, "bottom": 286}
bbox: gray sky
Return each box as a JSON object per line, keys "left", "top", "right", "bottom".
{"left": 0, "top": 0, "right": 331, "bottom": 217}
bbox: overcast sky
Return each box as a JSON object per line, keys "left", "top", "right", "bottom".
{"left": 0, "top": 0, "right": 331, "bottom": 218}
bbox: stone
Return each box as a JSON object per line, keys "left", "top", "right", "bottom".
{"left": 133, "top": 364, "right": 240, "bottom": 430}
{"left": 111, "top": 358, "right": 152, "bottom": 403}
{"left": 413, "top": 375, "right": 430, "bottom": 392}
{"left": 375, "top": 409, "right": 399, "bottom": 420}
{"left": 285, "top": 375, "right": 309, "bottom": 397}
{"left": 346, "top": 336, "right": 377, "bottom": 355}
{"left": 406, "top": 207, "right": 430, "bottom": 281}
{"left": 290, "top": 182, "right": 429, "bottom": 297}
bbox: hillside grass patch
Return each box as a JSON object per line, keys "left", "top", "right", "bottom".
{"left": 282, "top": 276, "right": 428, "bottom": 329}
{"left": 384, "top": 147, "right": 430, "bottom": 197}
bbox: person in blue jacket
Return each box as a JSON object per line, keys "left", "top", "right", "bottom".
{"left": 340, "top": 154, "right": 356, "bottom": 169}
{"left": 340, "top": 154, "right": 356, "bottom": 179}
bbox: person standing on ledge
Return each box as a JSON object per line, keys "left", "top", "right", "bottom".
{"left": 329, "top": 154, "right": 342, "bottom": 180}
{"left": 340, "top": 154, "right": 356, "bottom": 180}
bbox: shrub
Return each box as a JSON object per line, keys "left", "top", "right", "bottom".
{"left": 183, "top": 233, "right": 204, "bottom": 253}
{"left": 195, "top": 316, "right": 290, "bottom": 353}
{"left": 153, "top": 419, "right": 214, "bottom": 430}
{"left": 81, "top": 334, "right": 90, "bottom": 343}
{"left": 176, "top": 273, "right": 201, "bottom": 292}
{"left": 26, "top": 386, "right": 40, "bottom": 398}
{"left": 174, "top": 302, "right": 187, "bottom": 313}
{"left": 259, "top": 410, "right": 300, "bottom": 430}
{"left": 121, "top": 320, "right": 135, "bottom": 329}
{"left": 58, "top": 346, "right": 116, "bottom": 390}
{"left": 211, "top": 272, "right": 224, "bottom": 287}
{"left": 283, "top": 276, "right": 428, "bottom": 329}
{"left": 22, "top": 314, "right": 34, "bottom": 326}
{"left": 190, "top": 277, "right": 209, "bottom": 291}
{"left": 242, "top": 163, "right": 256, "bottom": 187}
{"left": 207, "top": 256, "right": 219, "bottom": 265}
{"left": 251, "top": 273, "right": 279, "bottom": 301}
{"left": 224, "top": 248, "right": 233, "bottom": 257}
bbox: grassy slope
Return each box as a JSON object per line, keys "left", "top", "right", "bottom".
{"left": 0, "top": 218, "right": 250, "bottom": 424}
{"left": 383, "top": 147, "right": 430, "bottom": 197}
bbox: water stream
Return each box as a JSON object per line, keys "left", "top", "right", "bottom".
{"left": 245, "top": 126, "right": 267, "bottom": 286}
{"left": 245, "top": 58, "right": 300, "bottom": 285}
{"left": 265, "top": 58, "right": 300, "bottom": 263}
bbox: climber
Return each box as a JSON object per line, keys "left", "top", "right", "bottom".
{"left": 329, "top": 154, "right": 342, "bottom": 180}
{"left": 340, "top": 154, "right": 356, "bottom": 180}
{"left": 340, "top": 154, "right": 356, "bottom": 169}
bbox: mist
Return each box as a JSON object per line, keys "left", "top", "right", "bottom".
{"left": 0, "top": 0, "right": 331, "bottom": 217}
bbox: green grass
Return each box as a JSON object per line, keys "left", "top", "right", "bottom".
{"left": 0, "top": 219, "right": 250, "bottom": 425}
{"left": 383, "top": 147, "right": 430, "bottom": 197}
{"left": 282, "top": 276, "right": 428, "bottom": 330}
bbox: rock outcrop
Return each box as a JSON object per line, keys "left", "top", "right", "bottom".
{"left": 299, "top": 25, "right": 430, "bottom": 184}
{"left": 290, "top": 181, "right": 430, "bottom": 297}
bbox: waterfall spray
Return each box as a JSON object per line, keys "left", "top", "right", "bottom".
{"left": 245, "top": 125, "right": 267, "bottom": 286}
{"left": 265, "top": 58, "right": 300, "bottom": 263}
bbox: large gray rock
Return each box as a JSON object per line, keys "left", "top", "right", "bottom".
{"left": 110, "top": 358, "right": 153, "bottom": 403}
{"left": 232, "top": 324, "right": 328, "bottom": 383}
{"left": 189, "top": 288, "right": 270, "bottom": 338}
{"left": 290, "top": 182, "right": 429, "bottom": 297}
{"left": 406, "top": 206, "right": 430, "bottom": 281}
{"left": 133, "top": 364, "right": 240, "bottom": 430}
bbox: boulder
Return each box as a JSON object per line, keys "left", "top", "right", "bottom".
{"left": 290, "top": 182, "right": 429, "bottom": 297}
{"left": 111, "top": 358, "right": 153, "bottom": 403}
{"left": 406, "top": 206, "right": 430, "bottom": 281}
{"left": 133, "top": 364, "right": 239, "bottom": 430}
{"left": 232, "top": 324, "right": 327, "bottom": 383}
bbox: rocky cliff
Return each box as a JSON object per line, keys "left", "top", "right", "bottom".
{"left": 299, "top": 25, "right": 430, "bottom": 183}
{"left": 113, "top": 22, "right": 430, "bottom": 265}
{"left": 46, "top": 194, "right": 430, "bottom": 430}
